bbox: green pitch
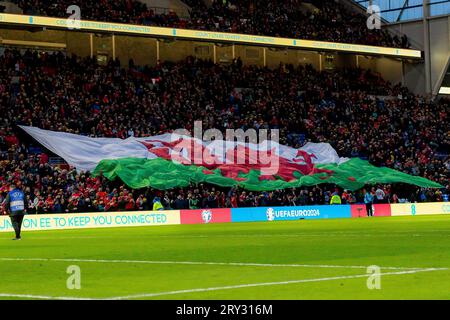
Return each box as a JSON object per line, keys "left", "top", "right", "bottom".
{"left": 0, "top": 215, "right": 449, "bottom": 300}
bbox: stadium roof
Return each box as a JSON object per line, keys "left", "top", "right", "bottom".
{"left": 353, "top": 0, "right": 450, "bottom": 23}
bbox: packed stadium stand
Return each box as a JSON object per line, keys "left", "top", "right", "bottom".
{"left": 0, "top": 0, "right": 449, "bottom": 305}
{"left": 0, "top": 47, "right": 448, "bottom": 213}
{"left": 6, "top": 0, "right": 411, "bottom": 47}
{"left": 0, "top": 0, "right": 447, "bottom": 215}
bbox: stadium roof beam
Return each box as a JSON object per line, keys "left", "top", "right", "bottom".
{"left": 396, "top": 0, "right": 410, "bottom": 22}
{"left": 0, "top": 38, "right": 66, "bottom": 49}
{"left": 0, "top": 13, "right": 422, "bottom": 60}
{"left": 436, "top": 57, "right": 450, "bottom": 96}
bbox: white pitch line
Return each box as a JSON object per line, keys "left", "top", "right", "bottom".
{"left": 105, "top": 268, "right": 448, "bottom": 300}
{"left": 19, "top": 232, "right": 450, "bottom": 240}
{"left": 0, "top": 268, "right": 446, "bottom": 300}
{"left": 0, "top": 293, "right": 93, "bottom": 300}
{"left": 0, "top": 257, "right": 434, "bottom": 270}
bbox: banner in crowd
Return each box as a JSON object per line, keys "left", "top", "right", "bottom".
{"left": 391, "top": 202, "right": 450, "bottom": 216}
{"left": 231, "top": 205, "right": 352, "bottom": 223}
{"left": 180, "top": 208, "right": 231, "bottom": 224}
{"left": 20, "top": 126, "right": 442, "bottom": 191}
{"left": 350, "top": 204, "right": 392, "bottom": 218}
{"left": 0, "top": 211, "right": 181, "bottom": 232}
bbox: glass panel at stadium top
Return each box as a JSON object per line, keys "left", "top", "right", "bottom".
{"left": 353, "top": 0, "right": 450, "bottom": 22}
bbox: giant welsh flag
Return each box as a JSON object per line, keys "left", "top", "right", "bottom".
{"left": 21, "top": 126, "right": 442, "bottom": 191}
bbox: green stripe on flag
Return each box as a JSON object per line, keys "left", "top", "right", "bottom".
{"left": 92, "top": 157, "right": 442, "bottom": 191}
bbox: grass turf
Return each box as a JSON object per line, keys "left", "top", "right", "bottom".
{"left": 0, "top": 215, "right": 449, "bottom": 300}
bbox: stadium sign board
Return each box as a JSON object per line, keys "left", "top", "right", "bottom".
{"left": 0, "top": 13, "right": 422, "bottom": 59}
{"left": 350, "top": 204, "right": 391, "bottom": 217}
{"left": 439, "top": 87, "right": 450, "bottom": 95}
{"left": 0, "top": 210, "right": 181, "bottom": 232}
{"left": 391, "top": 202, "right": 450, "bottom": 216}
{"left": 180, "top": 208, "right": 231, "bottom": 225}
{"left": 231, "top": 205, "right": 352, "bottom": 223}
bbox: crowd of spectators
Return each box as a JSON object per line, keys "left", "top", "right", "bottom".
{"left": 0, "top": 48, "right": 448, "bottom": 214}
{"left": 9, "top": 0, "right": 410, "bottom": 48}
{"left": 13, "top": 0, "right": 175, "bottom": 25}
{"left": 187, "top": 0, "right": 410, "bottom": 48}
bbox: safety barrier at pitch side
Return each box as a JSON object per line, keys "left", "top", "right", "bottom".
{"left": 0, "top": 202, "right": 448, "bottom": 232}
{"left": 184, "top": 203, "right": 449, "bottom": 223}
{"left": 350, "top": 202, "right": 450, "bottom": 217}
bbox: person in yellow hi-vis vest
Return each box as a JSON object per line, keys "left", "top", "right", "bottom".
{"left": 330, "top": 194, "right": 342, "bottom": 205}
{"left": 152, "top": 197, "right": 164, "bottom": 211}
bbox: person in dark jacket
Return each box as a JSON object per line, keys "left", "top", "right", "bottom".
{"left": 364, "top": 188, "right": 374, "bottom": 217}
{"left": 205, "top": 192, "right": 218, "bottom": 208}
{"left": 2, "top": 181, "right": 28, "bottom": 240}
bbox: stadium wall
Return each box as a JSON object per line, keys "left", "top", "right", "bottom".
{"left": 386, "top": 15, "right": 450, "bottom": 95}
{"left": 0, "top": 203, "right": 448, "bottom": 233}
{"left": 0, "top": 26, "right": 370, "bottom": 70}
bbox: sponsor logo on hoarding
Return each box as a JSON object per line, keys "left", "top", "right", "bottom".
{"left": 265, "top": 207, "right": 320, "bottom": 220}
{"left": 180, "top": 208, "right": 231, "bottom": 225}
{"left": 201, "top": 210, "right": 212, "bottom": 224}
{"left": 266, "top": 208, "right": 275, "bottom": 221}
{"left": 273, "top": 208, "right": 320, "bottom": 219}
{"left": 232, "top": 205, "right": 351, "bottom": 222}
{"left": 0, "top": 211, "right": 181, "bottom": 232}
